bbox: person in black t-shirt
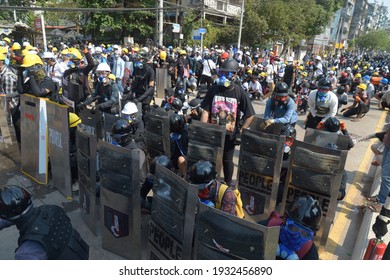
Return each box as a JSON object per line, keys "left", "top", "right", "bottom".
{"left": 200, "top": 58, "right": 255, "bottom": 186}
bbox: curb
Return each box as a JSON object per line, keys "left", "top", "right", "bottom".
{"left": 351, "top": 165, "right": 382, "bottom": 260}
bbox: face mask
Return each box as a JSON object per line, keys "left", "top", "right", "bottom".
{"left": 68, "top": 61, "right": 76, "bottom": 68}
{"left": 215, "top": 75, "right": 231, "bottom": 87}
{"left": 182, "top": 56, "right": 187, "bottom": 59}
{"left": 135, "top": 61, "right": 143, "bottom": 69}
{"left": 115, "top": 54, "right": 120, "bottom": 58}
{"left": 124, "top": 114, "right": 136, "bottom": 122}
{"left": 317, "top": 90, "right": 327, "bottom": 101}
{"left": 98, "top": 75, "right": 107, "bottom": 84}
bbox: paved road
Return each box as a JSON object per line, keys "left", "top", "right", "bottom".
{"left": 0, "top": 92, "right": 388, "bottom": 260}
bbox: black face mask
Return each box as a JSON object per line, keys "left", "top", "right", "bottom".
{"left": 274, "top": 99, "right": 287, "bottom": 107}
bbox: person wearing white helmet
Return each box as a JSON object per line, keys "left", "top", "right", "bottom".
{"left": 92, "top": 46, "right": 107, "bottom": 64}
{"left": 121, "top": 101, "right": 145, "bottom": 147}
{"left": 313, "top": 55, "right": 324, "bottom": 78}
{"left": 42, "top": 51, "right": 65, "bottom": 87}
{"left": 327, "top": 70, "right": 337, "bottom": 88}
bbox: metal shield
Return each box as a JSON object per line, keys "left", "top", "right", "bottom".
{"left": 249, "top": 115, "right": 285, "bottom": 135}
{"left": 46, "top": 101, "right": 72, "bottom": 197}
{"left": 61, "top": 78, "right": 84, "bottom": 111}
{"left": 186, "top": 120, "right": 226, "bottom": 180}
{"left": 155, "top": 68, "right": 169, "bottom": 99}
{"left": 20, "top": 94, "right": 48, "bottom": 184}
{"left": 102, "top": 112, "right": 121, "bottom": 143}
{"left": 78, "top": 108, "right": 103, "bottom": 139}
{"left": 98, "top": 140, "right": 141, "bottom": 259}
{"left": 280, "top": 140, "right": 347, "bottom": 247}
{"left": 76, "top": 127, "right": 98, "bottom": 235}
{"left": 194, "top": 202, "right": 279, "bottom": 260}
{"left": 147, "top": 164, "right": 198, "bottom": 260}
{"left": 304, "top": 128, "right": 351, "bottom": 150}
{"left": 238, "top": 129, "right": 285, "bottom": 222}
{"left": 144, "top": 109, "right": 170, "bottom": 159}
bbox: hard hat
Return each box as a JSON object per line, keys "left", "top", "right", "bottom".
{"left": 298, "top": 65, "right": 304, "bottom": 70}
{"left": 259, "top": 72, "right": 267, "bottom": 78}
{"left": 328, "top": 70, "right": 334, "bottom": 75}
{"left": 67, "top": 48, "right": 82, "bottom": 60}
{"left": 301, "top": 71, "right": 308, "bottom": 77}
{"left": 346, "top": 67, "right": 351, "bottom": 71}
{"left": 0, "top": 47, "right": 7, "bottom": 54}
{"left": 159, "top": 50, "right": 166, "bottom": 60}
{"left": 179, "top": 50, "right": 187, "bottom": 55}
{"left": 42, "top": 52, "right": 55, "bottom": 59}
{"left": 362, "top": 75, "right": 370, "bottom": 81}
{"left": 133, "top": 46, "right": 140, "bottom": 52}
{"left": 357, "top": 83, "right": 367, "bottom": 91}
{"left": 315, "top": 55, "right": 321, "bottom": 61}
{"left": 373, "top": 71, "right": 379, "bottom": 76}
{"left": 21, "top": 54, "right": 43, "bottom": 67}
{"left": 11, "top": 42, "right": 21, "bottom": 50}
{"left": 380, "top": 78, "right": 388, "bottom": 84}
{"left": 0, "top": 185, "right": 33, "bottom": 221}
{"left": 354, "top": 73, "right": 362, "bottom": 78}
{"left": 287, "top": 56, "right": 294, "bottom": 62}
{"left": 0, "top": 53, "right": 6, "bottom": 61}
{"left": 24, "top": 45, "right": 34, "bottom": 51}
{"left": 354, "top": 65, "right": 358, "bottom": 69}
{"left": 69, "top": 112, "right": 81, "bottom": 128}
{"left": 61, "top": 49, "right": 69, "bottom": 55}
{"left": 247, "top": 69, "right": 252, "bottom": 75}
{"left": 23, "top": 41, "right": 30, "bottom": 47}
{"left": 245, "top": 51, "right": 250, "bottom": 56}
{"left": 96, "top": 62, "right": 111, "bottom": 72}
{"left": 121, "top": 102, "right": 138, "bottom": 115}
{"left": 3, "top": 37, "right": 11, "bottom": 44}
{"left": 221, "top": 51, "right": 229, "bottom": 59}
{"left": 95, "top": 46, "right": 102, "bottom": 53}
{"left": 52, "top": 47, "right": 58, "bottom": 52}
{"left": 108, "top": 74, "right": 116, "bottom": 80}
{"left": 122, "top": 48, "right": 129, "bottom": 54}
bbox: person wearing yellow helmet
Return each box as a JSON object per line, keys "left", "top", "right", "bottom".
{"left": 341, "top": 83, "right": 370, "bottom": 121}
{"left": 9, "top": 42, "right": 23, "bottom": 68}
{"left": 18, "top": 54, "right": 58, "bottom": 101}
{"left": 63, "top": 45, "right": 95, "bottom": 105}
{"left": 68, "top": 112, "right": 81, "bottom": 184}
{"left": 0, "top": 51, "right": 21, "bottom": 144}
{"left": 175, "top": 49, "right": 190, "bottom": 94}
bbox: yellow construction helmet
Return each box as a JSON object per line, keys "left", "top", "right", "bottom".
{"left": 69, "top": 112, "right": 81, "bottom": 128}
{"left": 52, "top": 47, "right": 58, "bottom": 52}
{"left": 24, "top": 45, "right": 34, "bottom": 51}
{"left": 3, "top": 37, "right": 11, "bottom": 44}
{"left": 0, "top": 53, "right": 6, "bottom": 61}
{"left": 122, "top": 48, "right": 128, "bottom": 54}
{"left": 247, "top": 69, "right": 252, "bottom": 75}
{"left": 108, "top": 74, "right": 116, "bottom": 80}
{"left": 21, "top": 54, "right": 43, "bottom": 67}
{"left": 133, "top": 46, "right": 140, "bottom": 52}
{"left": 355, "top": 73, "right": 362, "bottom": 78}
{"left": 298, "top": 65, "right": 304, "bottom": 70}
{"left": 357, "top": 83, "right": 367, "bottom": 91}
{"left": 179, "top": 50, "right": 187, "bottom": 55}
{"left": 159, "top": 50, "right": 167, "bottom": 61}
{"left": 67, "top": 47, "right": 82, "bottom": 60}
{"left": 0, "top": 46, "right": 7, "bottom": 54}
{"left": 259, "top": 72, "right": 267, "bottom": 77}
{"left": 11, "top": 42, "right": 21, "bottom": 50}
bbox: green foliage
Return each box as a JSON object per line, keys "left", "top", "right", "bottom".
{"left": 355, "top": 30, "right": 390, "bottom": 51}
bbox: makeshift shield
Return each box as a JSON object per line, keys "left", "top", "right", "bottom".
{"left": 193, "top": 202, "right": 279, "bottom": 259}
{"left": 237, "top": 129, "right": 285, "bottom": 221}
{"left": 304, "top": 128, "right": 351, "bottom": 150}
{"left": 46, "top": 101, "right": 72, "bottom": 197}
{"left": 280, "top": 140, "right": 347, "bottom": 247}
{"left": 78, "top": 108, "right": 103, "bottom": 139}
{"left": 99, "top": 140, "right": 141, "bottom": 259}
{"left": 144, "top": 109, "right": 170, "bottom": 159}
{"left": 147, "top": 164, "right": 198, "bottom": 260}
{"left": 102, "top": 112, "right": 121, "bottom": 143}
{"left": 20, "top": 94, "right": 48, "bottom": 184}
{"left": 61, "top": 78, "right": 84, "bottom": 111}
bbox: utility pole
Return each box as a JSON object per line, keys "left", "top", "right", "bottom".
{"left": 237, "top": 0, "right": 245, "bottom": 50}
{"left": 200, "top": 2, "right": 204, "bottom": 56}
{"left": 158, "top": 0, "right": 163, "bottom": 46}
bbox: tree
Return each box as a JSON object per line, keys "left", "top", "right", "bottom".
{"left": 355, "top": 30, "right": 390, "bottom": 51}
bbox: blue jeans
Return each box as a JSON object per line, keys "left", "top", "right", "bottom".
{"left": 378, "top": 145, "right": 390, "bottom": 204}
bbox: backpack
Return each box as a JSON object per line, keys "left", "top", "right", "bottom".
{"left": 216, "top": 183, "right": 245, "bottom": 219}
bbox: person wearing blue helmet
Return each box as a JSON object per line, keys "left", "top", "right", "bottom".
{"left": 379, "top": 78, "right": 390, "bottom": 109}
{"left": 375, "top": 78, "right": 389, "bottom": 105}
{"left": 362, "top": 74, "right": 375, "bottom": 99}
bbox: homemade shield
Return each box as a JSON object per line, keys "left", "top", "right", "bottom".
{"left": 76, "top": 127, "right": 98, "bottom": 235}
{"left": 102, "top": 112, "right": 121, "bottom": 143}
{"left": 20, "top": 94, "right": 48, "bottom": 184}
{"left": 280, "top": 140, "right": 347, "bottom": 247}
{"left": 193, "top": 202, "right": 279, "bottom": 260}
{"left": 99, "top": 140, "right": 141, "bottom": 259}
{"left": 61, "top": 78, "right": 84, "bottom": 111}
{"left": 147, "top": 164, "right": 199, "bottom": 260}
{"left": 304, "top": 128, "right": 351, "bottom": 150}
{"left": 185, "top": 120, "right": 226, "bottom": 180}
{"left": 237, "top": 129, "right": 285, "bottom": 222}
{"left": 78, "top": 108, "right": 103, "bottom": 139}
{"left": 46, "top": 100, "right": 72, "bottom": 197}
{"left": 144, "top": 109, "right": 170, "bottom": 159}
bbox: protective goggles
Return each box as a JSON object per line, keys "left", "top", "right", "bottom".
{"left": 285, "top": 219, "right": 313, "bottom": 240}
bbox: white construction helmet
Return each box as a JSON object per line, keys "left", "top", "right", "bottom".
{"left": 287, "top": 56, "right": 294, "bottom": 62}
{"left": 43, "top": 52, "right": 55, "bottom": 59}
{"left": 95, "top": 46, "right": 102, "bottom": 53}
{"left": 96, "top": 62, "right": 111, "bottom": 72}
{"left": 315, "top": 55, "right": 322, "bottom": 61}
{"left": 122, "top": 102, "right": 138, "bottom": 115}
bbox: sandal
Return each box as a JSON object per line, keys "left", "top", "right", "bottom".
{"left": 368, "top": 203, "right": 382, "bottom": 212}
{"left": 366, "top": 196, "right": 379, "bottom": 203}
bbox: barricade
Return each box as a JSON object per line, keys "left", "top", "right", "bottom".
{"left": 144, "top": 109, "right": 170, "bottom": 160}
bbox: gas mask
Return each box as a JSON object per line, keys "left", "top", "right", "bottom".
{"left": 98, "top": 75, "right": 107, "bottom": 84}
{"left": 317, "top": 89, "right": 328, "bottom": 102}
{"left": 216, "top": 71, "right": 233, "bottom": 87}
{"left": 135, "top": 61, "right": 144, "bottom": 69}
